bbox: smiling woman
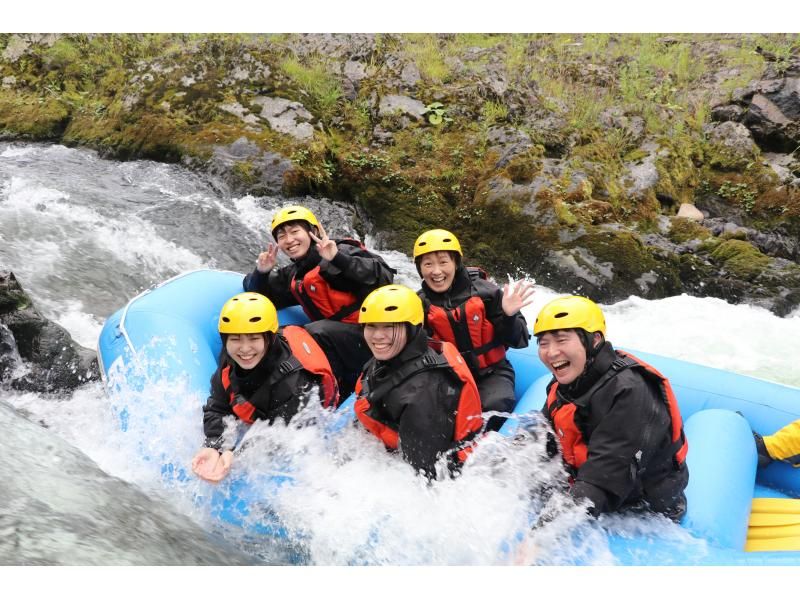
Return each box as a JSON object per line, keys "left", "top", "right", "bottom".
{"left": 354, "top": 284, "right": 483, "bottom": 479}
{"left": 191, "top": 291, "right": 340, "bottom": 483}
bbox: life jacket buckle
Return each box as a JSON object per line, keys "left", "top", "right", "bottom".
{"left": 278, "top": 359, "right": 296, "bottom": 375}
{"left": 611, "top": 357, "right": 628, "bottom": 371}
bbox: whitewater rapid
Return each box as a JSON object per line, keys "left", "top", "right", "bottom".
{"left": 2, "top": 142, "right": 799, "bottom": 565}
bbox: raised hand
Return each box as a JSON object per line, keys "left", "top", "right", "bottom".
{"left": 309, "top": 223, "right": 338, "bottom": 261}
{"left": 256, "top": 243, "right": 279, "bottom": 273}
{"left": 501, "top": 279, "right": 536, "bottom": 316}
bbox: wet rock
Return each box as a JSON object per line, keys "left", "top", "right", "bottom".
{"left": 524, "top": 108, "right": 575, "bottom": 158}
{"left": 486, "top": 126, "right": 534, "bottom": 168}
{"left": 206, "top": 137, "right": 295, "bottom": 195}
{"left": 0, "top": 271, "right": 98, "bottom": 393}
{"left": 219, "top": 102, "right": 260, "bottom": 126}
{"left": 763, "top": 152, "right": 800, "bottom": 186}
{"left": 400, "top": 62, "right": 421, "bottom": 88}
{"left": 710, "top": 104, "right": 746, "bottom": 123}
{"left": 1, "top": 34, "right": 60, "bottom": 62}
{"left": 704, "top": 121, "right": 760, "bottom": 169}
{"left": 0, "top": 323, "right": 21, "bottom": 379}
{"left": 622, "top": 142, "right": 660, "bottom": 199}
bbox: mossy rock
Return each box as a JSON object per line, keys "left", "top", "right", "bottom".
{"left": 710, "top": 239, "right": 772, "bottom": 282}
{"left": 568, "top": 230, "right": 683, "bottom": 299}
{"left": 0, "top": 90, "right": 70, "bottom": 138}
{"left": 668, "top": 217, "right": 712, "bottom": 244}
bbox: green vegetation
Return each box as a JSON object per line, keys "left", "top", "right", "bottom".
{"left": 1, "top": 32, "right": 799, "bottom": 301}
{"left": 278, "top": 56, "right": 342, "bottom": 127}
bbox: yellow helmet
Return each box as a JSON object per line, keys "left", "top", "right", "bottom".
{"left": 413, "top": 229, "right": 463, "bottom": 259}
{"left": 270, "top": 205, "right": 320, "bottom": 235}
{"left": 359, "top": 285, "right": 424, "bottom": 326}
{"left": 533, "top": 296, "right": 606, "bottom": 337}
{"left": 218, "top": 292, "right": 279, "bottom": 334}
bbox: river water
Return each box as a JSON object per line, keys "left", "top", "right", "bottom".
{"left": 1, "top": 141, "right": 799, "bottom": 566}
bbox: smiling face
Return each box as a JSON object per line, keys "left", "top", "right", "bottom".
{"left": 418, "top": 251, "right": 457, "bottom": 293}
{"left": 363, "top": 322, "right": 408, "bottom": 361}
{"left": 274, "top": 222, "right": 312, "bottom": 260}
{"left": 225, "top": 333, "right": 268, "bottom": 370}
{"left": 537, "top": 329, "right": 594, "bottom": 385}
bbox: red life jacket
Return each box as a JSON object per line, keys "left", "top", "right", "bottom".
{"left": 290, "top": 239, "right": 368, "bottom": 324}
{"left": 545, "top": 350, "right": 688, "bottom": 471}
{"left": 221, "top": 326, "right": 339, "bottom": 423}
{"left": 354, "top": 341, "right": 483, "bottom": 462}
{"left": 425, "top": 269, "right": 506, "bottom": 371}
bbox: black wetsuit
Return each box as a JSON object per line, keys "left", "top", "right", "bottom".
{"left": 355, "top": 327, "right": 481, "bottom": 479}
{"left": 244, "top": 241, "right": 395, "bottom": 396}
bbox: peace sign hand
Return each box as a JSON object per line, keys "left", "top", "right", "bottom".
{"left": 309, "top": 223, "right": 338, "bottom": 261}
{"left": 501, "top": 278, "right": 536, "bottom": 316}
{"left": 256, "top": 243, "right": 279, "bottom": 273}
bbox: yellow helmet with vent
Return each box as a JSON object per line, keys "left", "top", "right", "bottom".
{"left": 359, "top": 285, "right": 424, "bottom": 326}
{"left": 218, "top": 292, "right": 279, "bottom": 334}
{"left": 413, "top": 229, "right": 463, "bottom": 259}
{"left": 270, "top": 205, "right": 320, "bottom": 235}
{"left": 533, "top": 295, "right": 606, "bottom": 336}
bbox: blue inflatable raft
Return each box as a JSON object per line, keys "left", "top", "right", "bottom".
{"left": 97, "top": 269, "right": 800, "bottom": 565}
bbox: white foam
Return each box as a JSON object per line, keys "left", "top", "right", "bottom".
{"left": 36, "top": 296, "right": 103, "bottom": 349}
{"left": 227, "top": 195, "right": 276, "bottom": 240}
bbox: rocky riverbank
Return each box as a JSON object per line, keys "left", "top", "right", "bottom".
{"left": 2, "top": 33, "right": 799, "bottom": 314}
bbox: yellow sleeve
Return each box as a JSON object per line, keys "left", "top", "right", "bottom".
{"left": 764, "top": 419, "right": 800, "bottom": 467}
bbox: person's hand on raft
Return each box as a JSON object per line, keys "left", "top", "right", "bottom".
{"left": 192, "top": 447, "right": 234, "bottom": 482}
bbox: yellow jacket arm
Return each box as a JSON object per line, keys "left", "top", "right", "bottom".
{"left": 764, "top": 419, "right": 800, "bottom": 467}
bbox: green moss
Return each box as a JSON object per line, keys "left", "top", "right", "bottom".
{"left": 710, "top": 239, "right": 772, "bottom": 281}
{"left": 668, "top": 217, "right": 711, "bottom": 243}
{"left": 0, "top": 90, "right": 70, "bottom": 138}
{"left": 654, "top": 135, "right": 704, "bottom": 206}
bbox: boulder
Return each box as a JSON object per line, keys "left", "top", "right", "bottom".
{"left": 677, "top": 203, "right": 705, "bottom": 222}
{"left": 378, "top": 94, "right": 427, "bottom": 121}
{"left": 0, "top": 270, "right": 98, "bottom": 393}
{"left": 251, "top": 96, "right": 315, "bottom": 141}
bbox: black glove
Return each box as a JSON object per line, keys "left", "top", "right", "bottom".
{"left": 753, "top": 431, "right": 773, "bottom": 468}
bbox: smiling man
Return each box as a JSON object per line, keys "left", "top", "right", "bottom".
{"left": 243, "top": 205, "right": 395, "bottom": 395}
{"left": 533, "top": 295, "right": 689, "bottom": 521}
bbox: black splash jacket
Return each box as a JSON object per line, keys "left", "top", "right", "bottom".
{"left": 243, "top": 241, "right": 395, "bottom": 321}
{"left": 202, "top": 335, "right": 320, "bottom": 450}
{"left": 355, "top": 328, "right": 480, "bottom": 479}
{"left": 419, "top": 265, "right": 530, "bottom": 375}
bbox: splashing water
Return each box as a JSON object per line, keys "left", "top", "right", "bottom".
{"left": 2, "top": 141, "right": 799, "bottom": 564}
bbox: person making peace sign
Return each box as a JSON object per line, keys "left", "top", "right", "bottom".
{"left": 244, "top": 205, "right": 395, "bottom": 396}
